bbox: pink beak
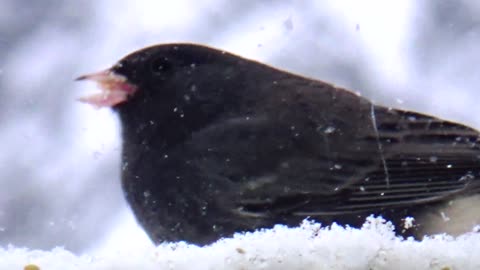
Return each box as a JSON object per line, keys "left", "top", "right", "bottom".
{"left": 76, "top": 69, "right": 137, "bottom": 108}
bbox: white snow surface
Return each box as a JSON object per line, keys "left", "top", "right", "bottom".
{"left": 2, "top": 217, "right": 479, "bottom": 270}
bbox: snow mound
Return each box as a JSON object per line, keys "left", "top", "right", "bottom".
{"left": 1, "top": 217, "right": 479, "bottom": 270}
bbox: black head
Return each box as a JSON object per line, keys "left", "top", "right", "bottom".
{"left": 111, "top": 44, "right": 252, "bottom": 114}
{"left": 77, "top": 43, "right": 288, "bottom": 147}
{"left": 105, "top": 43, "right": 273, "bottom": 147}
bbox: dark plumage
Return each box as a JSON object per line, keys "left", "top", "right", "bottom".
{"left": 77, "top": 43, "right": 480, "bottom": 245}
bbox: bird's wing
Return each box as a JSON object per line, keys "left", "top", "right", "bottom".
{"left": 234, "top": 106, "right": 480, "bottom": 217}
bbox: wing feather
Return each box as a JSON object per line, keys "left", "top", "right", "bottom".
{"left": 236, "top": 106, "right": 480, "bottom": 217}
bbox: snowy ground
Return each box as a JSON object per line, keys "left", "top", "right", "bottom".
{"left": 2, "top": 217, "right": 479, "bottom": 270}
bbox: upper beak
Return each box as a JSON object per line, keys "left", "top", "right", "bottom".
{"left": 75, "top": 69, "right": 113, "bottom": 82}
{"left": 75, "top": 68, "right": 137, "bottom": 108}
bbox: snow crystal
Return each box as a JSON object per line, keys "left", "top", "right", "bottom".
{"left": 403, "top": 217, "right": 415, "bottom": 230}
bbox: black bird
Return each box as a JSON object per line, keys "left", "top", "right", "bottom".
{"left": 77, "top": 43, "right": 480, "bottom": 245}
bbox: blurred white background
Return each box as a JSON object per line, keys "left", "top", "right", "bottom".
{"left": 1, "top": 0, "right": 480, "bottom": 253}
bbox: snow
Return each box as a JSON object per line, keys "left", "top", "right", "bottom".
{"left": 1, "top": 217, "right": 479, "bottom": 270}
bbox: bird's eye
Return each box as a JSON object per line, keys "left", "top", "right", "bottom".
{"left": 150, "top": 57, "right": 172, "bottom": 74}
